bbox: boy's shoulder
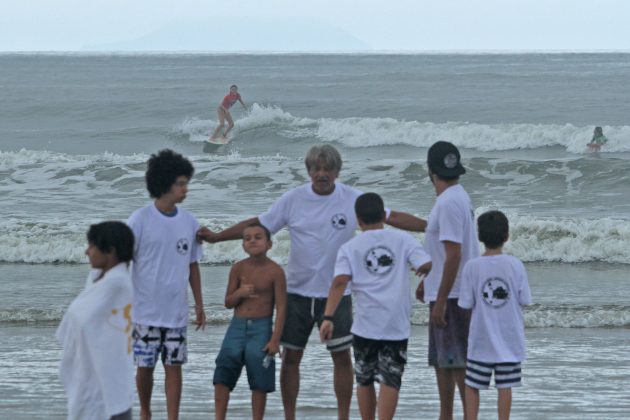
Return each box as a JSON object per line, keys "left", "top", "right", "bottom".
{"left": 129, "top": 203, "right": 154, "bottom": 220}
{"left": 352, "top": 228, "right": 414, "bottom": 245}
{"left": 466, "top": 253, "right": 524, "bottom": 270}
{"left": 106, "top": 265, "right": 133, "bottom": 291}
{"left": 236, "top": 256, "right": 284, "bottom": 272}
{"left": 434, "top": 184, "right": 470, "bottom": 209}
{"left": 341, "top": 229, "right": 416, "bottom": 258}
{"left": 129, "top": 204, "right": 198, "bottom": 223}
{"left": 175, "top": 206, "right": 199, "bottom": 223}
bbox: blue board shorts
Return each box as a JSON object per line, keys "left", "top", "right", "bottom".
{"left": 213, "top": 316, "right": 275, "bottom": 392}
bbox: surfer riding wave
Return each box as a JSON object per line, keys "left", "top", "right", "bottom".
{"left": 211, "top": 85, "right": 247, "bottom": 142}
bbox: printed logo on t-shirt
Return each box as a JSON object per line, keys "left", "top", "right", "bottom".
{"left": 481, "top": 277, "right": 510, "bottom": 308}
{"left": 364, "top": 246, "right": 395, "bottom": 275}
{"left": 176, "top": 238, "right": 190, "bottom": 255}
{"left": 331, "top": 213, "right": 348, "bottom": 230}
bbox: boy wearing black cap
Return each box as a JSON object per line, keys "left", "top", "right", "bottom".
{"left": 420, "top": 141, "right": 480, "bottom": 419}
{"left": 384, "top": 141, "right": 479, "bottom": 418}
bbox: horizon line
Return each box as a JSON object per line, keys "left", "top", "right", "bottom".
{"left": 3, "top": 49, "right": 630, "bottom": 56}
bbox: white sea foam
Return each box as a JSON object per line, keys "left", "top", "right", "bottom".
{"left": 0, "top": 149, "right": 149, "bottom": 171}
{"left": 177, "top": 103, "right": 313, "bottom": 143}
{"left": 409, "top": 304, "right": 630, "bottom": 328}
{"left": 2, "top": 214, "right": 629, "bottom": 265}
{"left": 0, "top": 148, "right": 291, "bottom": 171}
{"left": 177, "top": 105, "right": 630, "bottom": 153}
{"left": 0, "top": 306, "right": 233, "bottom": 325}
{"left": 2, "top": 303, "right": 627, "bottom": 328}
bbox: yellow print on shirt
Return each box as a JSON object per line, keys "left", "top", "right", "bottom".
{"left": 108, "top": 303, "right": 133, "bottom": 353}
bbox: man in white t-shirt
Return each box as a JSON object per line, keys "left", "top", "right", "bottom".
{"left": 386, "top": 141, "right": 480, "bottom": 419}
{"left": 319, "top": 192, "right": 431, "bottom": 420}
{"left": 128, "top": 149, "right": 206, "bottom": 420}
{"left": 198, "top": 145, "right": 417, "bottom": 420}
{"left": 458, "top": 210, "right": 532, "bottom": 420}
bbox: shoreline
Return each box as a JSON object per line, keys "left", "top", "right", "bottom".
{"left": 2, "top": 324, "right": 629, "bottom": 419}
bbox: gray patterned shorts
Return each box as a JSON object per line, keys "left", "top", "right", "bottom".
{"left": 428, "top": 299, "right": 471, "bottom": 368}
{"left": 352, "top": 334, "right": 408, "bottom": 390}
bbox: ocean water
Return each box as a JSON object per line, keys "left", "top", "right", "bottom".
{"left": 1, "top": 53, "right": 629, "bottom": 419}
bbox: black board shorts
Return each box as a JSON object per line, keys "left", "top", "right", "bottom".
{"left": 281, "top": 293, "right": 353, "bottom": 352}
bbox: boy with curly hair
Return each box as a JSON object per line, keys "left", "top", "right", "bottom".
{"left": 128, "top": 149, "right": 206, "bottom": 420}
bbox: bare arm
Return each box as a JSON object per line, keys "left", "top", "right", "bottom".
{"left": 319, "top": 274, "right": 351, "bottom": 341}
{"left": 431, "top": 241, "right": 461, "bottom": 327}
{"left": 387, "top": 210, "right": 427, "bottom": 232}
{"left": 264, "top": 267, "right": 287, "bottom": 355}
{"left": 239, "top": 98, "right": 247, "bottom": 108}
{"left": 197, "top": 216, "right": 260, "bottom": 244}
{"left": 189, "top": 262, "right": 206, "bottom": 330}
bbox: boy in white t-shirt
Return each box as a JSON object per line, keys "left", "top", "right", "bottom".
{"left": 320, "top": 193, "right": 432, "bottom": 420}
{"left": 127, "top": 149, "right": 206, "bottom": 420}
{"left": 458, "top": 210, "right": 532, "bottom": 420}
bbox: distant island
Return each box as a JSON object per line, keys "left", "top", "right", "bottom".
{"left": 84, "top": 18, "right": 371, "bottom": 52}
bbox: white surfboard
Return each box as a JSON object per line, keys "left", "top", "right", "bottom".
{"left": 204, "top": 136, "right": 230, "bottom": 153}
{"left": 207, "top": 136, "right": 230, "bottom": 145}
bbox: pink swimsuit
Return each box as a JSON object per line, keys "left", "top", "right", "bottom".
{"left": 221, "top": 92, "right": 241, "bottom": 110}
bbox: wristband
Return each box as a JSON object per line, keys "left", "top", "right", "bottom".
{"left": 322, "top": 315, "right": 334, "bottom": 322}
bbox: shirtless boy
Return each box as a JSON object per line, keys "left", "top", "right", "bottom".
{"left": 213, "top": 223, "right": 287, "bottom": 420}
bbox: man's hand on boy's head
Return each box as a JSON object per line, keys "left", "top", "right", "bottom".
{"left": 196, "top": 226, "right": 217, "bottom": 243}
{"left": 194, "top": 304, "right": 206, "bottom": 331}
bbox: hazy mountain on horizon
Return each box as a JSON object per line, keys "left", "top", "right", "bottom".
{"left": 84, "top": 18, "right": 371, "bottom": 52}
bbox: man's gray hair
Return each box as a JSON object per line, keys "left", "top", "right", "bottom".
{"left": 304, "top": 145, "right": 342, "bottom": 172}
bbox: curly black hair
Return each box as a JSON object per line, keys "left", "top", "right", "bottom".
{"left": 87, "top": 221, "right": 135, "bottom": 263}
{"left": 145, "top": 149, "right": 194, "bottom": 198}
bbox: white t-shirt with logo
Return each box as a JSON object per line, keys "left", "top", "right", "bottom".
{"left": 423, "top": 184, "right": 480, "bottom": 302}
{"left": 334, "top": 229, "right": 431, "bottom": 340}
{"left": 259, "top": 183, "right": 363, "bottom": 298}
{"left": 127, "top": 203, "right": 203, "bottom": 328}
{"left": 458, "top": 254, "right": 532, "bottom": 363}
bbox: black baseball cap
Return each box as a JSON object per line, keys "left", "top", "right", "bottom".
{"left": 427, "top": 141, "right": 466, "bottom": 178}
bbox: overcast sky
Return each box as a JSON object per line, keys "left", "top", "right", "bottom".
{"left": 2, "top": 0, "right": 630, "bottom": 51}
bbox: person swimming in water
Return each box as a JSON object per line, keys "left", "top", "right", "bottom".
{"left": 587, "top": 126, "right": 608, "bottom": 152}
{"left": 211, "top": 85, "right": 247, "bottom": 141}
